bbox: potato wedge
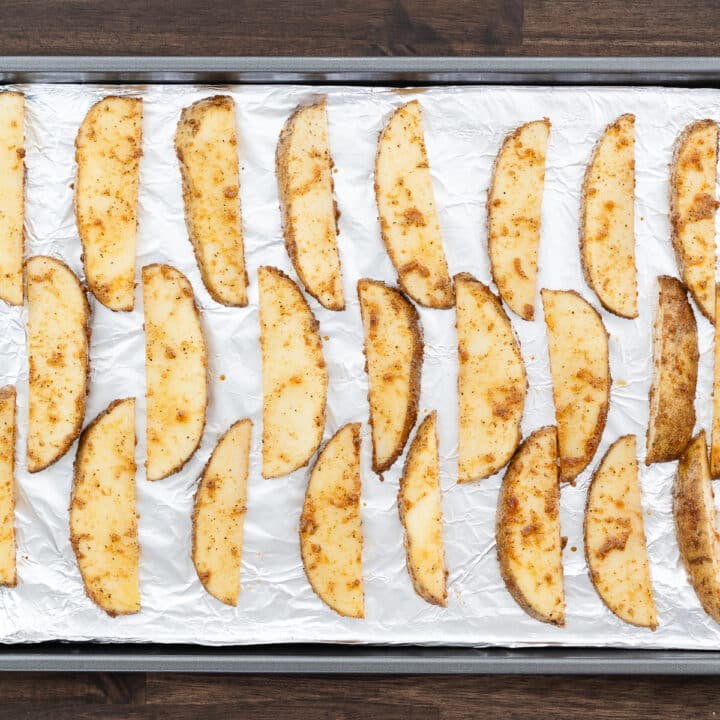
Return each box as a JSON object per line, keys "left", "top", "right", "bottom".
{"left": 712, "top": 286, "right": 720, "bottom": 477}
{"left": 674, "top": 431, "right": 720, "bottom": 624}
{"left": 646, "top": 276, "right": 698, "bottom": 465}
{"left": 585, "top": 435, "right": 657, "bottom": 629}
{"left": 70, "top": 398, "right": 139, "bottom": 616}
{"left": 357, "top": 279, "right": 423, "bottom": 474}
{"left": 277, "top": 100, "right": 344, "bottom": 310}
{"left": 670, "top": 120, "right": 718, "bottom": 322}
{"left": 488, "top": 119, "right": 550, "bottom": 321}
{"left": 456, "top": 273, "right": 526, "bottom": 482}
{"left": 0, "top": 92, "right": 24, "bottom": 307}
{"left": 143, "top": 264, "right": 207, "bottom": 481}
{"left": 542, "top": 289, "right": 610, "bottom": 482}
{"left": 0, "top": 386, "right": 16, "bottom": 587}
{"left": 75, "top": 96, "right": 142, "bottom": 312}
{"left": 175, "top": 95, "right": 247, "bottom": 307}
{"left": 496, "top": 426, "right": 564, "bottom": 626}
{"left": 398, "top": 411, "right": 447, "bottom": 606}
{"left": 300, "top": 422, "right": 363, "bottom": 618}
{"left": 26, "top": 256, "right": 90, "bottom": 473}
{"left": 259, "top": 266, "right": 327, "bottom": 478}
{"left": 193, "top": 418, "right": 251, "bottom": 606}
{"left": 580, "top": 114, "right": 638, "bottom": 319}
{"left": 375, "top": 100, "right": 453, "bottom": 308}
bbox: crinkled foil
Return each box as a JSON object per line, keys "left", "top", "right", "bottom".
{"left": 0, "top": 82, "right": 718, "bottom": 648}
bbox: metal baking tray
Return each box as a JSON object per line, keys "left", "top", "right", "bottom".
{"left": 2, "top": 55, "right": 720, "bottom": 674}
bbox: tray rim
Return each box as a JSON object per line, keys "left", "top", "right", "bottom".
{"left": 1, "top": 54, "right": 719, "bottom": 674}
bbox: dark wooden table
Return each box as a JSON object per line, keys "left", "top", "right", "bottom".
{"left": 3, "top": 0, "right": 720, "bottom": 717}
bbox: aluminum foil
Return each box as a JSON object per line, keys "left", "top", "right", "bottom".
{"left": 0, "top": 82, "right": 719, "bottom": 648}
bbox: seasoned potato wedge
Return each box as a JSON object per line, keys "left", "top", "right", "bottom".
{"left": 143, "top": 264, "right": 207, "bottom": 481}
{"left": 488, "top": 118, "right": 550, "bottom": 321}
{"left": 646, "top": 276, "right": 698, "bottom": 465}
{"left": 496, "top": 426, "right": 564, "bottom": 626}
{"left": 585, "top": 435, "right": 657, "bottom": 629}
{"left": 70, "top": 398, "right": 139, "bottom": 616}
{"left": 580, "top": 114, "right": 638, "bottom": 319}
{"left": 375, "top": 100, "right": 454, "bottom": 308}
{"left": 358, "top": 279, "right": 423, "bottom": 474}
{"left": 0, "top": 386, "right": 16, "bottom": 587}
{"left": 175, "top": 95, "right": 247, "bottom": 307}
{"left": 670, "top": 120, "right": 718, "bottom": 322}
{"left": 277, "top": 100, "right": 344, "bottom": 310}
{"left": 674, "top": 431, "right": 720, "bottom": 624}
{"left": 0, "top": 92, "right": 24, "bottom": 307}
{"left": 542, "top": 289, "right": 610, "bottom": 482}
{"left": 75, "top": 96, "right": 142, "bottom": 311}
{"left": 457, "top": 273, "right": 526, "bottom": 482}
{"left": 259, "top": 266, "right": 327, "bottom": 478}
{"left": 26, "top": 256, "right": 90, "bottom": 473}
{"left": 712, "top": 286, "right": 720, "bottom": 477}
{"left": 300, "top": 423, "right": 363, "bottom": 618}
{"left": 398, "top": 411, "right": 447, "bottom": 606}
{"left": 193, "top": 419, "right": 251, "bottom": 606}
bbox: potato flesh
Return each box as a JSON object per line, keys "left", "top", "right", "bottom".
{"left": 375, "top": 101, "right": 453, "bottom": 308}
{"left": 75, "top": 96, "right": 141, "bottom": 311}
{"left": 0, "top": 93, "right": 24, "bottom": 307}
{"left": 300, "top": 423, "right": 363, "bottom": 618}
{"left": 259, "top": 266, "right": 327, "bottom": 478}
{"left": 456, "top": 274, "right": 526, "bottom": 482}
{"left": 26, "top": 256, "right": 89, "bottom": 473}
{"left": 581, "top": 114, "right": 638, "bottom": 319}
{"left": 488, "top": 119, "right": 550, "bottom": 321}
{"left": 0, "top": 387, "right": 16, "bottom": 587}
{"left": 175, "top": 96, "right": 247, "bottom": 307}
{"left": 496, "top": 426, "right": 564, "bottom": 625}
{"left": 674, "top": 432, "right": 720, "bottom": 624}
{"left": 670, "top": 120, "right": 718, "bottom": 322}
{"left": 71, "top": 398, "right": 139, "bottom": 616}
{"left": 542, "top": 289, "right": 609, "bottom": 482}
{"left": 585, "top": 435, "right": 657, "bottom": 628}
{"left": 143, "top": 264, "right": 207, "bottom": 481}
{"left": 646, "top": 276, "right": 698, "bottom": 465}
{"left": 712, "top": 286, "right": 720, "bottom": 477}
{"left": 398, "top": 412, "right": 447, "bottom": 606}
{"left": 277, "top": 101, "right": 343, "bottom": 310}
{"left": 358, "top": 279, "right": 422, "bottom": 473}
{"left": 193, "top": 419, "right": 251, "bottom": 606}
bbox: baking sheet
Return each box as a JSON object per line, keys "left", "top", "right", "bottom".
{"left": 0, "top": 82, "right": 718, "bottom": 648}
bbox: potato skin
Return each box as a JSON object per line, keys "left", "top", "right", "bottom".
{"left": 645, "top": 276, "right": 698, "bottom": 465}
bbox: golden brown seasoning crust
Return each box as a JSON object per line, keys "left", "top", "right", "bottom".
{"left": 579, "top": 113, "right": 639, "bottom": 319}
{"left": 276, "top": 99, "right": 344, "bottom": 310}
{"left": 397, "top": 411, "right": 448, "bottom": 606}
{"left": 711, "top": 285, "right": 720, "bottom": 477}
{"left": 299, "top": 422, "right": 364, "bottom": 618}
{"left": 259, "top": 265, "right": 328, "bottom": 478}
{"left": 175, "top": 95, "right": 248, "bottom": 307}
{"left": 583, "top": 435, "right": 657, "bottom": 629}
{"left": 487, "top": 118, "right": 550, "bottom": 321}
{"left": 673, "top": 431, "right": 720, "bottom": 624}
{"left": 192, "top": 418, "right": 252, "bottom": 607}
{"left": 496, "top": 426, "right": 565, "bottom": 626}
{"left": 455, "top": 272, "right": 527, "bottom": 482}
{"left": 542, "top": 288, "right": 610, "bottom": 483}
{"left": 142, "top": 263, "right": 208, "bottom": 480}
{"left": 646, "top": 275, "right": 698, "bottom": 465}
{"left": 75, "top": 96, "right": 142, "bottom": 312}
{"left": 357, "top": 278, "right": 423, "bottom": 474}
{"left": 669, "top": 119, "right": 718, "bottom": 322}
{"left": 374, "top": 100, "right": 454, "bottom": 309}
{"left": 26, "top": 256, "right": 91, "bottom": 473}
{"left": 70, "top": 398, "right": 139, "bottom": 616}
{"left": 0, "top": 385, "right": 16, "bottom": 587}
